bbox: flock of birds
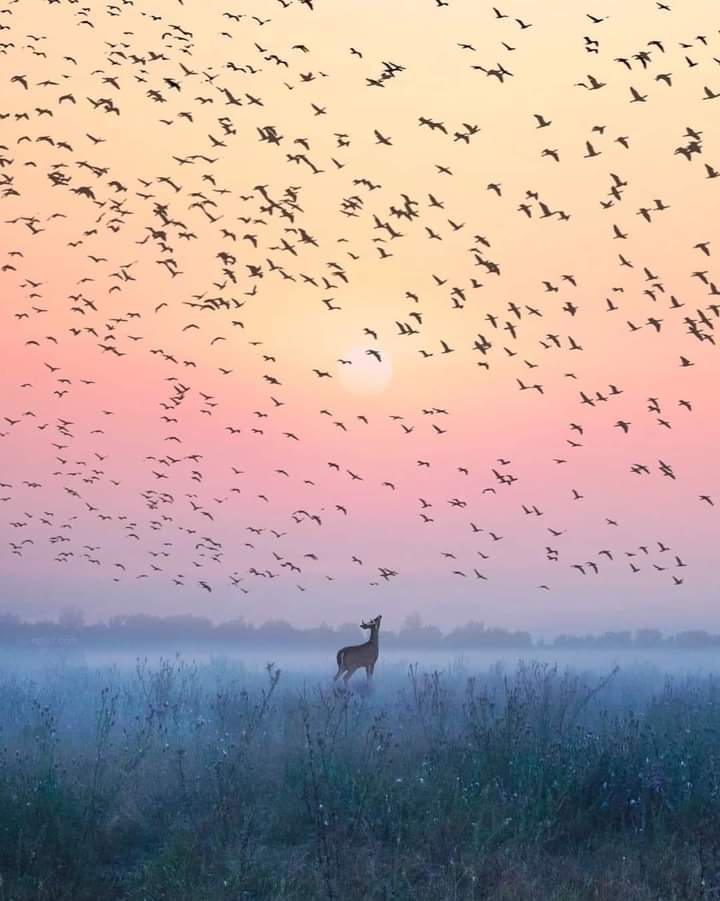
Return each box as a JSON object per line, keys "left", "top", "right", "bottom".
{"left": 0, "top": 0, "right": 717, "bottom": 624}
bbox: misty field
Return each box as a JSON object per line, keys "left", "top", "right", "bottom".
{"left": 2, "top": 657, "right": 720, "bottom": 900}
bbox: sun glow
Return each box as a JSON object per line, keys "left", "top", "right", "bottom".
{"left": 336, "top": 346, "right": 393, "bottom": 395}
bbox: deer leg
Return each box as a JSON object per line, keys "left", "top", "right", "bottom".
{"left": 343, "top": 667, "right": 355, "bottom": 683}
{"left": 334, "top": 650, "right": 345, "bottom": 682}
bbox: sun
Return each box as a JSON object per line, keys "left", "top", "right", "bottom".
{"left": 336, "top": 346, "right": 393, "bottom": 395}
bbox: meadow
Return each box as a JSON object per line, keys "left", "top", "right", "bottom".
{"left": 1, "top": 654, "right": 720, "bottom": 900}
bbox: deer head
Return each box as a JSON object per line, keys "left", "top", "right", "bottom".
{"left": 361, "top": 615, "right": 382, "bottom": 631}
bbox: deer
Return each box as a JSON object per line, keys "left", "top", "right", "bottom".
{"left": 334, "top": 615, "right": 382, "bottom": 684}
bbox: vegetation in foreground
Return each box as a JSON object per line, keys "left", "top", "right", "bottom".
{"left": 1, "top": 656, "right": 720, "bottom": 900}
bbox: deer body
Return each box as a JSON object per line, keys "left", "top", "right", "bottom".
{"left": 334, "top": 615, "right": 381, "bottom": 684}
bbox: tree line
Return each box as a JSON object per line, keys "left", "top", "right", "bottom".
{"left": 0, "top": 609, "right": 719, "bottom": 649}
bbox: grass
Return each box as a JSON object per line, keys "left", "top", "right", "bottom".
{"left": 0, "top": 655, "right": 720, "bottom": 899}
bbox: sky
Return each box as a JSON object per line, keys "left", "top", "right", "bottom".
{"left": 0, "top": 0, "right": 718, "bottom": 637}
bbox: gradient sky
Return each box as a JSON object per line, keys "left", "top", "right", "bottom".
{"left": 0, "top": 0, "right": 718, "bottom": 636}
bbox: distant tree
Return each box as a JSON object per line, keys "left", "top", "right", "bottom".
{"left": 445, "top": 621, "right": 532, "bottom": 648}
{"left": 216, "top": 616, "right": 254, "bottom": 639}
{"left": 304, "top": 623, "right": 335, "bottom": 644}
{"left": 673, "top": 630, "right": 719, "bottom": 648}
{"left": 445, "top": 620, "right": 486, "bottom": 646}
{"left": 635, "top": 628, "right": 663, "bottom": 646}
{"left": 164, "top": 614, "right": 213, "bottom": 638}
{"left": 597, "top": 631, "right": 632, "bottom": 648}
{"left": 553, "top": 634, "right": 593, "bottom": 648}
{"left": 255, "top": 619, "right": 297, "bottom": 642}
{"left": 0, "top": 611, "right": 21, "bottom": 624}
{"left": 398, "top": 612, "right": 443, "bottom": 646}
{"left": 403, "top": 612, "right": 424, "bottom": 631}
{"left": 107, "top": 613, "right": 163, "bottom": 640}
{"left": 0, "top": 612, "right": 22, "bottom": 642}
{"left": 58, "top": 606, "right": 85, "bottom": 630}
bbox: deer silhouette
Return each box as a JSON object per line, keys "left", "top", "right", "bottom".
{"left": 334, "top": 615, "right": 381, "bottom": 684}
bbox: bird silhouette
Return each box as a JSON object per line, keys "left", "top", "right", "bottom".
{"left": 0, "top": 0, "right": 709, "bottom": 626}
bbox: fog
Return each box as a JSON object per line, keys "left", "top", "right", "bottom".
{"left": 5, "top": 642, "right": 720, "bottom": 678}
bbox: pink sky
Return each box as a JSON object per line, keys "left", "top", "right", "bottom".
{"left": 0, "top": 0, "right": 718, "bottom": 635}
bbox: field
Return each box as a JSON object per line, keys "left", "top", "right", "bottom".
{"left": 1, "top": 655, "right": 720, "bottom": 900}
